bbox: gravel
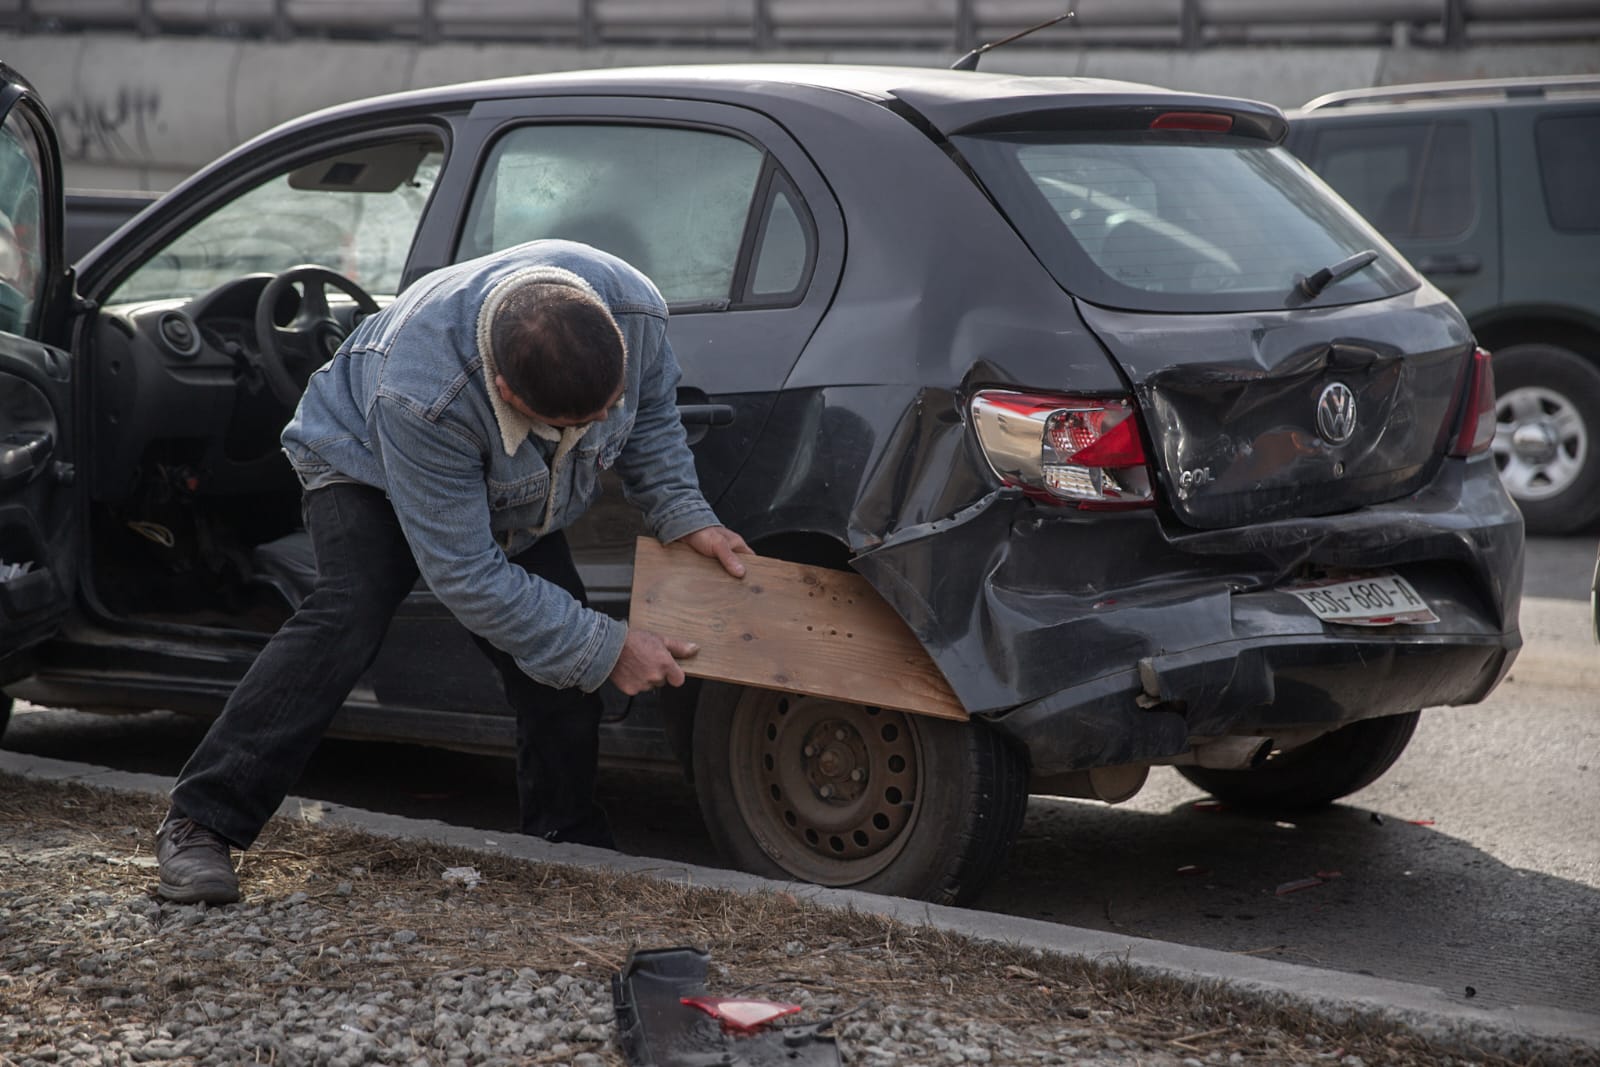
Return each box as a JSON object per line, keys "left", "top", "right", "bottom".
{"left": 0, "top": 773, "right": 1568, "bottom": 1067}
{"left": 0, "top": 882, "right": 1206, "bottom": 1067}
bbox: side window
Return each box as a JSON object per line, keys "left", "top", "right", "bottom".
{"left": 1412, "top": 123, "right": 1474, "bottom": 237}
{"left": 744, "top": 172, "right": 813, "bottom": 304}
{"left": 1305, "top": 121, "right": 1475, "bottom": 240}
{"left": 0, "top": 108, "right": 47, "bottom": 335}
{"left": 1535, "top": 113, "right": 1600, "bottom": 232}
{"left": 458, "top": 124, "right": 765, "bottom": 305}
{"left": 110, "top": 138, "right": 444, "bottom": 304}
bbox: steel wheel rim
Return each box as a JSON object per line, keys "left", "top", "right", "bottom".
{"left": 1492, "top": 385, "right": 1589, "bottom": 501}
{"left": 728, "top": 691, "right": 922, "bottom": 885}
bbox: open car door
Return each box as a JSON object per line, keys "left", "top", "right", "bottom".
{"left": 0, "top": 62, "right": 77, "bottom": 679}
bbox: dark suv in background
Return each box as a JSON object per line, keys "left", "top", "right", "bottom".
{"left": 1287, "top": 76, "right": 1600, "bottom": 535}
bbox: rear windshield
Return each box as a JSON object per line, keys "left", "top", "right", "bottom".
{"left": 955, "top": 132, "right": 1417, "bottom": 314}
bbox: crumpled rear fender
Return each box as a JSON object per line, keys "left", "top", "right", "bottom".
{"left": 850, "top": 456, "right": 1522, "bottom": 774}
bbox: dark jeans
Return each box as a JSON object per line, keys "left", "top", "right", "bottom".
{"left": 169, "top": 483, "right": 611, "bottom": 850}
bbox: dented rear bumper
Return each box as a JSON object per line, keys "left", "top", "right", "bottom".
{"left": 851, "top": 456, "right": 1522, "bottom": 777}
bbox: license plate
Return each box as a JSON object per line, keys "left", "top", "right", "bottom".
{"left": 1285, "top": 573, "right": 1439, "bottom": 627}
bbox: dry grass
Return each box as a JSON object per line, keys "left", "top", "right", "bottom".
{"left": 0, "top": 772, "right": 1590, "bottom": 1066}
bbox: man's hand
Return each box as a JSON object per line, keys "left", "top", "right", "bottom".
{"left": 609, "top": 627, "right": 699, "bottom": 695}
{"left": 679, "top": 525, "right": 753, "bottom": 579}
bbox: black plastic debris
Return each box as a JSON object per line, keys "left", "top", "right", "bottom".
{"left": 613, "top": 947, "right": 843, "bottom": 1067}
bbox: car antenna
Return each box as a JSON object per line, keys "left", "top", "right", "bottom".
{"left": 951, "top": 7, "right": 1078, "bottom": 71}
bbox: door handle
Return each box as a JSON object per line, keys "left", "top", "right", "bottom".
{"left": 676, "top": 403, "right": 733, "bottom": 446}
{"left": 675, "top": 404, "right": 735, "bottom": 427}
{"left": 0, "top": 431, "right": 53, "bottom": 492}
{"left": 1413, "top": 253, "right": 1482, "bottom": 276}
{"left": 675, "top": 387, "right": 735, "bottom": 446}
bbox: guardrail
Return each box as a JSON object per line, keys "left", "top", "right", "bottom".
{"left": 5, "top": 0, "right": 1599, "bottom": 49}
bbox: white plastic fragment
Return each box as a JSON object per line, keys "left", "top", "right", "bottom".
{"left": 441, "top": 865, "right": 482, "bottom": 889}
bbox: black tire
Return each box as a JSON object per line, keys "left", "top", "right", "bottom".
{"left": 1490, "top": 344, "right": 1600, "bottom": 535}
{"left": 692, "top": 683, "right": 1028, "bottom": 905}
{"left": 1176, "top": 711, "right": 1421, "bottom": 810}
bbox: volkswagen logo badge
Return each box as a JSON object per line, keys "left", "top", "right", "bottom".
{"left": 1316, "top": 382, "right": 1357, "bottom": 445}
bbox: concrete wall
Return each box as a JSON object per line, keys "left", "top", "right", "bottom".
{"left": 5, "top": 30, "right": 1597, "bottom": 190}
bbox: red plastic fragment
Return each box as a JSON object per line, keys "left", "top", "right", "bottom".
{"left": 1407, "top": 819, "right": 1436, "bottom": 827}
{"left": 1275, "top": 877, "right": 1324, "bottom": 896}
{"left": 680, "top": 996, "right": 803, "bottom": 1034}
{"left": 1191, "top": 800, "right": 1226, "bottom": 812}
{"left": 1176, "top": 864, "right": 1209, "bottom": 877}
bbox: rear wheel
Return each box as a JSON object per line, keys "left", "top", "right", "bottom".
{"left": 1490, "top": 344, "right": 1600, "bottom": 535}
{"left": 1176, "top": 711, "right": 1420, "bottom": 810}
{"left": 692, "top": 684, "right": 1027, "bottom": 905}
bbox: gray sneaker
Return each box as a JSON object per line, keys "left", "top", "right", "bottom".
{"left": 156, "top": 812, "right": 240, "bottom": 904}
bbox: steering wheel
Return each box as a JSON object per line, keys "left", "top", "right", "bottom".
{"left": 253, "top": 265, "right": 380, "bottom": 408}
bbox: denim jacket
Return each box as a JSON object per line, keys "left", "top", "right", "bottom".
{"left": 281, "top": 240, "right": 720, "bottom": 692}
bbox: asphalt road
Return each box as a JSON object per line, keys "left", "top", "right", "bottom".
{"left": 4, "top": 534, "right": 1597, "bottom": 1017}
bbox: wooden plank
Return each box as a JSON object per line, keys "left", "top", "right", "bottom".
{"left": 628, "top": 537, "right": 968, "bottom": 721}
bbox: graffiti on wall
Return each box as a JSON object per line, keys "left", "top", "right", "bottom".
{"left": 55, "top": 87, "right": 161, "bottom": 163}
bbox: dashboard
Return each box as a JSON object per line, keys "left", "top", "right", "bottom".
{"left": 90, "top": 271, "right": 373, "bottom": 502}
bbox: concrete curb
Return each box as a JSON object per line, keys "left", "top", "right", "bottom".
{"left": 5, "top": 749, "right": 1597, "bottom": 1061}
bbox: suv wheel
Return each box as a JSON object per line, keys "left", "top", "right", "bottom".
{"left": 1490, "top": 344, "right": 1600, "bottom": 535}
{"left": 692, "top": 683, "right": 1027, "bottom": 905}
{"left": 1176, "top": 711, "right": 1420, "bottom": 809}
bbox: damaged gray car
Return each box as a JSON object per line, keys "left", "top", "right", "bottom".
{"left": 0, "top": 62, "right": 1522, "bottom": 903}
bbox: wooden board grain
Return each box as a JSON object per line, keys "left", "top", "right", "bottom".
{"left": 628, "top": 538, "right": 968, "bottom": 721}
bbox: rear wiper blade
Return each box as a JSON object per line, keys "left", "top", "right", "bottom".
{"left": 1292, "top": 249, "right": 1380, "bottom": 302}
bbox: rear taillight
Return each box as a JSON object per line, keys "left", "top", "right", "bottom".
{"left": 969, "top": 390, "right": 1154, "bottom": 508}
{"left": 1449, "top": 346, "right": 1496, "bottom": 457}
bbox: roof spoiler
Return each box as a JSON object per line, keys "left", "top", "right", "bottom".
{"left": 941, "top": 99, "right": 1288, "bottom": 143}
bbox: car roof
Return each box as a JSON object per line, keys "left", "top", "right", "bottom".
{"left": 460, "top": 63, "right": 1163, "bottom": 100}
{"left": 276, "top": 63, "right": 1287, "bottom": 141}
